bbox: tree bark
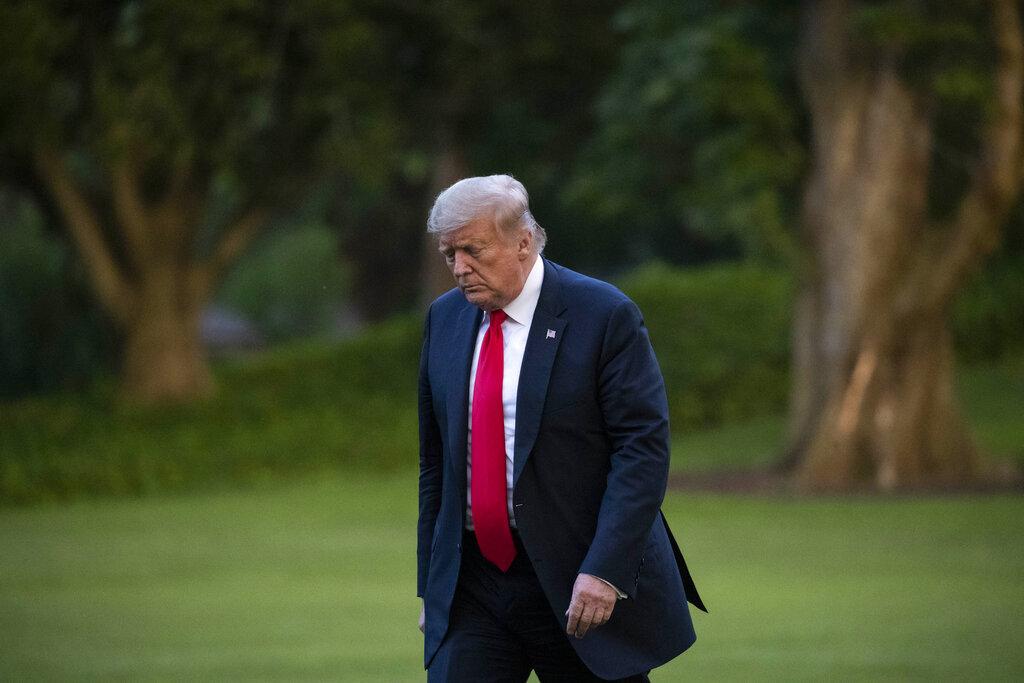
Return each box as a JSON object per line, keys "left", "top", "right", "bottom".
{"left": 787, "top": 0, "right": 1024, "bottom": 490}
{"left": 33, "top": 148, "right": 134, "bottom": 326}
{"left": 122, "top": 274, "right": 211, "bottom": 402}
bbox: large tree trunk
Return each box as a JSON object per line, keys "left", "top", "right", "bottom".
{"left": 34, "top": 148, "right": 265, "bottom": 404}
{"left": 122, "top": 279, "right": 210, "bottom": 402}
{"left": 787, "top": 0, "right": 1024, "bottom": 490}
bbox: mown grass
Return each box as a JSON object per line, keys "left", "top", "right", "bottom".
{"left": 1, "top": 470, "right": 1022, "bottom": 681}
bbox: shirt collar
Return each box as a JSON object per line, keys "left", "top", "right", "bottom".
{"left": 497, "top": 256, "right": 544, "bottom": 326}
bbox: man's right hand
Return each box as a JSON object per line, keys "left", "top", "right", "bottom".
{"left": 419, "top": 601, "right": 426, "bottom": 633}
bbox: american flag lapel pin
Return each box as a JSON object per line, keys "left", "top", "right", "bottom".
{"left": 546, "top": 329, "right": 556, "bottom": 340}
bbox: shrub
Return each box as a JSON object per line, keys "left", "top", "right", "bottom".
{"left": 3, "top": 257, "right": 1021, "bottom": 506}
{"left": 0, "top": 316, "right": 421, "bottom": 505}
{"left": 216, "top": 223, "right": 351, "bottom": 342}
{"left": 619, "top": 262, "right": 793, "bottom": 429}
{"left": 0, "top": 191, "right": 115, "bottom": 396}
{"left": 952, "top": 254, "right": 1024, "bottom": 362}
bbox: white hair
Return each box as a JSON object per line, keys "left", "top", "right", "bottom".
{"left": 427, "top": 174, "right": 547, "bottom": 253}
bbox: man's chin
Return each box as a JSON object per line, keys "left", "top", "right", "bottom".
{"left": 462, "top": 289, "right": 494, "bottom": 309}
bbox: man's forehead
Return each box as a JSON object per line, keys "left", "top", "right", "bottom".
{"left": 439, "top": 219, "right": 495, "bottom": 247}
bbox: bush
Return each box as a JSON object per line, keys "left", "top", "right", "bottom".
{"left": 0, "top": 191, "right": 115, "bottom": 396}
{"left": 952, "top": 254, "right": 1024, "bottom": 362}
{"left": 619, "top": 262, "right": 793, "bottom": 429}
{"left": 0, "top": 316, "right": 421, "bottom": 505}
{"left": 4, "top": 257, "right": 1021, "bottom": 506}
{"left": 216, "top": 223, "right": 351, "bottom": 342}
{"left": 620, "top": 257, "right": 1024, "bottom": 428}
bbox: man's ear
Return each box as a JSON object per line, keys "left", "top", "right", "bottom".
{"left": 517, "top": 229, "right": 533, "bottom": 260}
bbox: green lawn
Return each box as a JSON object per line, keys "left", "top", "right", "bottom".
{"left": 671, "top": 414, "right": 786, "bottom": 473}
{"left": 2, "top": 471, "right": 1022, "bottom": 681}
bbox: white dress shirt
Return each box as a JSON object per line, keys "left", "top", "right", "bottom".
{"left": 465, "top": 256, "right": 544, "bottom": 531}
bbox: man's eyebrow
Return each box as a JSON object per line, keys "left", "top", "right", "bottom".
{"left": 440, "top": 238, "right": 487, "bottom": 250}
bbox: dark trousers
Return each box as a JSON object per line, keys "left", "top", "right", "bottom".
{"left": 428, "top": 530, "right": 650, "bottom": 683}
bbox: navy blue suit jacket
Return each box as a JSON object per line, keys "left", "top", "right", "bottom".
{"left": 417, "top": 258, "right": 704, "bottom": 679}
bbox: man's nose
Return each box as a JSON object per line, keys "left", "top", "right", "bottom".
{"left": 452, "top": 253, "right": 471, "bottom": 277}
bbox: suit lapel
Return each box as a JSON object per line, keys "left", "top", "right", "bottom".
{"left": 446, "top": 303, "right": 482, "bottom": 499}
{"left": 513, "top": 259, "right": 567, "bottom": 486}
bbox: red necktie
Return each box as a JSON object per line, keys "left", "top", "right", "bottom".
{"left": 471, "top": 309, "right": 517, "bottom": 571}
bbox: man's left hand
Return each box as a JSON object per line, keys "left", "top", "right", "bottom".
{"left": 565, "top": 573, "right": 618, "bottom": 639}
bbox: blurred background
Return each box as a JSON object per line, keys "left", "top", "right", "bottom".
{"left": 1, "top": 0, "right": 1022, "bottom": 680}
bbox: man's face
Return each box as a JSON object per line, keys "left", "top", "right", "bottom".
{"left": 438, "top": 217, "right": 533, "bottom": 311}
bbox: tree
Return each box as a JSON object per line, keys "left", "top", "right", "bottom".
{"left": 790, "top": 0, "right": 1024, "bottom": 489}
{"left": 0, "top": 0, "right": 393, "bottom": 403}
{"left": 583, "top": 0, "right": 1024, "bottom": 489}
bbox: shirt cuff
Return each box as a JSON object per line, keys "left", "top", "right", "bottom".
{"left": 594, "top": 576, "right": 628, "bottom": 600}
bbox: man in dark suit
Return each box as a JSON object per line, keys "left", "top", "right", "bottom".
{"left": 418, "top": 175, "right": 705, "bottom": 681}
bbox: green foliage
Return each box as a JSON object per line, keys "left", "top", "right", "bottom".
{"left": 3, "top": 260, "right": 1022, "bottom": 505}
{"left": 0, "top": 0, "right": 407, "bottom": 403}
{"left": 0, "top": 191, "right": 115, "bottom": 396}
{"left": 621, "top": 262, "right": 794, "bottom": 427}
{"left": 853, "top": 1, "right": 999, "bottom": 223}
{"left": 0, "top": 0, "right": 396, "bottom": 199}
{"left": 622, "top": 258, "right": 1024, "bottom": 431}
{"left": 2, "top": 0, "right": 1022, "bottom": 399}
{"left": 0, "top": 263, "right": 796, "bottom": 503}
{"left": 216, "top": 223, "right": 350, "bottom": 342}
{"left": 0, "top": 197, "right": 63, "bottom": 383}
{"left": 852, "top": 1, "right": 992, "bottom": 94}
{"left": 953, "top": 253, "right": 1024, "bottom": 361}
{"left": 336, "top": 0, "right": 623, "bottom": 310}
{"left": 568, "top": 1, "right": 804, "bottom": 265}
{"left": 566, "top": 0, "right": 1020, "bottom": 269}
{"left": 0, "top": 316, "right": 421, "bottom": 505}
